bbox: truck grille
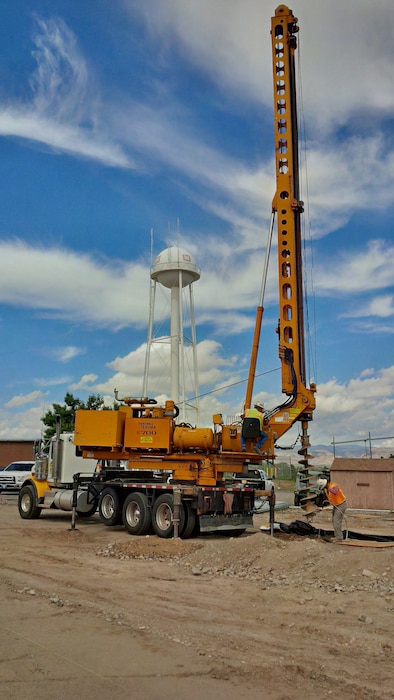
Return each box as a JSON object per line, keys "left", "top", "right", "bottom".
{"left": 0, "top": 476, "right": 16, "bottom": 485}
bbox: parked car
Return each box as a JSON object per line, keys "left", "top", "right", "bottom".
{"left": 0, "top": 461, "right": 35, "bottom": 491}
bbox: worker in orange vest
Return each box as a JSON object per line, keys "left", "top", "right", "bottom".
{"left": 316, "top": 476, "right": 346, "bottom": 541}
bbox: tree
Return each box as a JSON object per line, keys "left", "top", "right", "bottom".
{"left": 41, "top": 392, "right": 105, "bottom": 441}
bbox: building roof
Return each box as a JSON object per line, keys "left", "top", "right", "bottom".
{"left": 332, "top": 458, "right": 394, "bottom": 473}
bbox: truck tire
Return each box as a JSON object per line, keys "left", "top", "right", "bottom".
{"left": 152, "top": 493, "right": 185, "bottom": 539}
{"left": 98, "top": 487, "right": 123, "bottom": 526}
{"left": 180, "top": 500, "right": 197, "bottom": 539}
{"left": 18, "top": 485, "right": 41, "bottom": 519}
{"left": 122, "top": 492, "right": 151, "bottom": 535}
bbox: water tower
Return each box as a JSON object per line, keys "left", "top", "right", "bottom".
{"left": 143, "top": 245, "right": 201, "bottom": 423}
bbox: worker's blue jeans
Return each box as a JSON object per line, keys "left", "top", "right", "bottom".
{"left": 240, "top": 430, "right": 268, "bottom": 451}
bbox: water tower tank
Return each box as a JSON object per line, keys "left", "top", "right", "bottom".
{"left": 144, "top": 243, "right": 200, "bottom": 424}
{"left": 151, "top": 245, "right": 200, "bottom": 288}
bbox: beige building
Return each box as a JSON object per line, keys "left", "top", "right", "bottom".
{"left": 330, "top": 458, "right": 394, "bottom": 510}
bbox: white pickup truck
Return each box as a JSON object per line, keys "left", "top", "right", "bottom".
{"left": 232, "top": 467, "right": 274, "bottom": 491}
{"left": 0, "top": 461, "right": 35, "bottom": 491}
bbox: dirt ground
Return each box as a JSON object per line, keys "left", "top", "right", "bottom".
{"left": 0, "top": 490, "right": 394, "bottom": 700}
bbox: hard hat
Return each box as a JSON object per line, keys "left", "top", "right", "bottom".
{"left": 316, "top": 478, "right": 327, "bottom": 489}
{"left": 254, "top": 401, "right": 264, "bottom": 410}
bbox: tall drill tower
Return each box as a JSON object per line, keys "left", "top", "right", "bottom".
{"left": 143, "top": 245, "right": 201, "bottom": 424}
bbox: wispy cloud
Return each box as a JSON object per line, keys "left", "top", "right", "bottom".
{"left": 30, "top": 16, "right": 89, "bottom": 121}
{"left": 340, "top": 294, "right": 394, "bottom": 323}
{"left": 34, "top": 376, "right": 72, "bottom": 388}
{"left": 126, "top": 0, "right": 394, "bottom": 129}
{"left": 1, "top": 10, "right": 393, "bottom": 246}
{"left": 69, "top": 374, "right": 98, "bottom": 391}
{"left": 0, "top": 17, "right": 132, "bottom": 168}
{"left": 314, "top": 240, "right": 394, "bottom": 295}
{"left": 48, "top": 346, "right": 86, "bottom": 362}
{"left": 347, "top": 321, "right": 394, "bottom": 336}
{"left": 5, "top": 390, "right": 45, "bottom": 408}
{"left": 122, "top": 1, "right": 394, "bottom": 240}
{"left": 0, "top": 233, "right": 393, "bottom": 338}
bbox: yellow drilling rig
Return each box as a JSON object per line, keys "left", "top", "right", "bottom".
{"left": 18, "top": 5, "right": 317, "bottom": 537}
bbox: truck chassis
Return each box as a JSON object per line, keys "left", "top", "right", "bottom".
{"left": 18, "top": 467, "right": 268, "bottom": 539}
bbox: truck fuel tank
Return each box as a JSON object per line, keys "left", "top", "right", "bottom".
{"left": 53, "top": 489, "right": 94, "bottom": 513}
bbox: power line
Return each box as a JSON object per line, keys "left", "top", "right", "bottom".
{"left": 186, "top": 367, "right": 280, "bottom": 403}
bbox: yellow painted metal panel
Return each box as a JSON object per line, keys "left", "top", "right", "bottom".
{"left": 124, "top": 416, "right": 172, "bottom": 451}
{"left": 74, "top": 410, "right": 126, "bottom": 448}
{"left": 221, "top": 424, "right": 241, "bottom": 452}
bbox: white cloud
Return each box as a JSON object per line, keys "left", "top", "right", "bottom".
{"left": 123, "top": 0, "right": 273, "bottom": 102}
{"left": 0, "top": 234, "right": 275, "bottom": 337}
{"left": 0, "top": 239, "right": 150, "bottom": 329}
{"left": 366, "top": 295, "right": 394, "bottom": 318}
{"left": 304, "top": 136, "right": 394, "bottom": 238}
{"left": 125, "top": 0, "right": 394, "bottom": 131}
{"left": 314, "top": 240, "right": 394, "bottom": 296}
{"left": 0, "top": 109, "right": 132, "bottom": 168}
{"left": 67, "top": 338, "right": 245, "bottom": 424}
{"left": 69, "top": 374, "right": 99, "bottom": 391}
{"left": 341, "top": 295, "right": 394, "bottom": 321}
{"left": 0, "top": 232, "right": 392, "bottom": 343}
{"left": 48, "top": 346, "right": 86, "bottom": 363}
{"left": 313, "top": 367, "right": 394, "bottom": 443}
{"left": 0, "top": 17, "right": 132, "bottom": 168}
{"left": 354, "top": 321, "right": 394, "bottom": 335}
{"left": 30, "top": 16, "right": 89, "bottom": 121}
{"left": 337, "top": 295, "right": 394, "bottom": 334}
{"left": 1, "top": 9, "right": 393, "bottom": 254}
{"left": 0, "top": 405, "right": 44, "bottom": 440}
{"left": 34, "top": 376, "right": 73, "bottom": 388}
{"left": 5, "top": 390, "right": 45, "bottom": 408}
{"left": 118, "top": 1, "right": 394, "bottom": 241}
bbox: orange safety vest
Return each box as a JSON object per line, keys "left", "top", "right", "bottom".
{"left": 325, "top": 481, "right": 346, "bottom": 506}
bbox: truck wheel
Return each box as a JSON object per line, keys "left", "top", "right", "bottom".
{"left": 18, "top": 485, "right": 41, "bottom": 519}
{"left": 180, "top": 500, "right": 196, "bottom": 539}
{"left": 122, "top": 493, "right": 151, "bottom": 535}
{"left": 152, "top": 494, "right": 185, "bottom": 539}
{"left": 98, "top": 488, "right": 123, "bottom": 526}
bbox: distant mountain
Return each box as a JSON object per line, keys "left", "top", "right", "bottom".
{"left": 275, "top": 443, "right": 394, "bottom": 469}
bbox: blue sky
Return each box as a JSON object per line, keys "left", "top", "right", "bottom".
{"left": 1, "top": 0, "right": 394, "bottom": 455}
